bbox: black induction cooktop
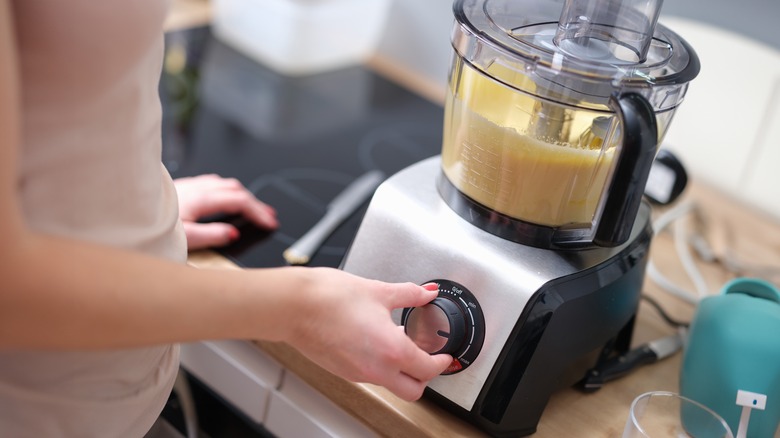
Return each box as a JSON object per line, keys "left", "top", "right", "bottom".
{"left": 161, "top": 27, "right": 444, "bottom": 269}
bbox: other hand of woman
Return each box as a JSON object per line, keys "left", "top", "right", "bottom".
{"left": 284, "top": 268, "right": 453, "bottom": 401}
{"left": 174, "top": 174, "right": 278, "bottom": 250}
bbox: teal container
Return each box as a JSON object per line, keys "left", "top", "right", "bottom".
{"left": 681, "top": 278, "right": 780, "bottom": 437}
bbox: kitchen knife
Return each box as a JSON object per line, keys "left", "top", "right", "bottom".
{"left": 580, "top": 332, "right": 685, "bottom": 391}
{"left": 283, "top": 170, "right": 385, "bottom": 265}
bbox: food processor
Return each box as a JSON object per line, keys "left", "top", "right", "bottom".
{"left": 341, "top": 0, "right": 699, "bottom": 435}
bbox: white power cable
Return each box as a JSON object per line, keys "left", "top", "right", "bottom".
{"left": 646, "top": 262, "right": 699, "bottom": 305}
{"left": 646, "top": 200, "right": 703, "bottom": 304}
{"left": 648, "top": 196, "right": 780, "bottom": 304}
{"left": 673, "top": 210, "right": 711, "bottom": 299}
{"left": 173, "top": 370, "right": 199, "bottom": 438}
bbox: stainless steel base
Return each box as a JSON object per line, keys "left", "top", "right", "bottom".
{"left": 341, "top": 156, "right": 650, "bottom": 411}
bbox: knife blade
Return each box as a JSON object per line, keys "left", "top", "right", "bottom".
{"left": 580, "top": 332, "right": 685, "bottom": 391}
{"left": 283, "top": 170, "right": 385, "bottom": 265}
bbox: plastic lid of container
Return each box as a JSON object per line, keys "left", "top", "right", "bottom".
{"left": 451, "top": 0, "right": 700, "bottom": 105}
{"left": 722, "top": 278, "right": 780, "bottom": 304}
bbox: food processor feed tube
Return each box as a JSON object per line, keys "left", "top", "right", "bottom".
{"left": 441, "top": 0, "right": 699, "bottom": 248}
{"left": 555, "top": 0, "right": 663, "bottom": 63}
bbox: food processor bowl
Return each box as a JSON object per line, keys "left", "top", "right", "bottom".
{"left": 440, "top": 0, "right": 699, "bottom": 248}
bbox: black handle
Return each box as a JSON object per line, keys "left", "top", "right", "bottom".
{"left": 593, "top": 93, "right": 658, "bottom": 247}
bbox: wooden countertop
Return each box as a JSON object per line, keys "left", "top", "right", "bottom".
{"left": 169, "top": 2, "right": 780, "bottom": 436}
{"left": 187, "top": 181, "right": 780, "bottom": 438}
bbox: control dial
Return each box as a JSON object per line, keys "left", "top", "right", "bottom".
{"left": 405, "top": 297, "right": 466, "bottom": 355}
{"left": 401, "top": 279, "right": 485, "bottom": 374}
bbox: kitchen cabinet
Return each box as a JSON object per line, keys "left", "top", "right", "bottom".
{"left": 265, "top": 372, "right": 379, "bottom": 438}
{"left": 179, "top": 340, "right": 380, "bottom": 437}
{"left": 179, "top": 340, "right": 283, "bottom": 425}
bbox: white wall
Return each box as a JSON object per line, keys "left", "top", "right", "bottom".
{"left": 374, "top": 1, "right": 780, "bottom": 220}
{"left": 659, "top": 17, "right": 780, "bottom": 220}
{"left": 374, "top": 0, "right": 452, "bottom": 94}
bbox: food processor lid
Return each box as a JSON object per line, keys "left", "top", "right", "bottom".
{"left": 453, "top": 0, "right": 699, "bottom": 97}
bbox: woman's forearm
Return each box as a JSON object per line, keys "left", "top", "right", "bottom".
{"left": 0, "top": 231, "right": 298, "bottom": 349}
{"left": 0, "top": 230, "right": 453, "bottom": 401}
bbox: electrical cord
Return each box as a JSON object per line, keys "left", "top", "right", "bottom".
{"left": 646, "top": 200, "right": 703, "bottom": 304}
{"left": 640, "top": 294, "right": 689, "bottom": 328}
{"left": 581, "top": 199, "right": 700, "bottom": 392}
{"left": 673, "top": 207, "right": 711, "bottom": 299}
{"left": 172, "top": 370, "right": 199, "bottom": 438}
{"left": 592, "top": 167, "right": 776, "bottom": 392}
{"left": 648, "top": 197, "right": 780, "bottom": 305}
{"left": 701, "top": 221, "right": 780, "bottom": 280}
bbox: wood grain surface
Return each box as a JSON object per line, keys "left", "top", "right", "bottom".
{"left": 187, "top": 180, "right": 780, "bottom": 437}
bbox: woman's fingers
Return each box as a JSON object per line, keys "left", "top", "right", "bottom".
{"left": 174, "top": 174, "right": 279, "bottom": 251}
{"left": 181, "top": 221, "right": 238, "bottom": 250}
{"left": 377, "top": 343, "right": 452, "bottom": 401}
{"left": 379, "top": 281, "right": 439, "bottom": 310}
{"left": 190, "top": 189, "right": 278, "bottom": 229}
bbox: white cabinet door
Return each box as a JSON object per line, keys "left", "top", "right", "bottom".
{"left": 265, "top": 372, "right": 379, "bottom": 438}
{"left": 179, "top": 340, "right": 284, "bottom": 425}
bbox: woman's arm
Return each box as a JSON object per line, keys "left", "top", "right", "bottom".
{"left": 0, "top": 1, "right": 449, "bottom": 400}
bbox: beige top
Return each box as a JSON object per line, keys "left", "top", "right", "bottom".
{"left": 0, "top": 0, "right": 186, "bottom": 436}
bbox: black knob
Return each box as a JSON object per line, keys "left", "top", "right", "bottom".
{"left": 404, "top": 297, "right": 466, "bottom": 355}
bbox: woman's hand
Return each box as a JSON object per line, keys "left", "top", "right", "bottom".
{"left": 175, "top": 176, "right": 450, "bottom": 401}
{"left": 282, "top": 267, "right": 453, "bottom": 401}
{"left": 174, "top": 174, "right": 278, "bottom": 250}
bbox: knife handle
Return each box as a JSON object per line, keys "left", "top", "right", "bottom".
{"left": 282, "top": 170, "right": 384, "bottom": 266}
{"left": 283, "top": 210, "right": 345, "bottom": 265}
